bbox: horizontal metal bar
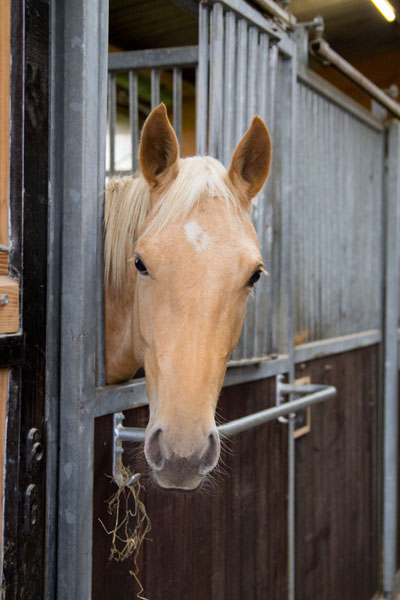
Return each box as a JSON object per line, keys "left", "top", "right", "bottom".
{"left": 208, "top": 0, "right": 282, "bottom": 40}
{"left": 95, "top": 329, "right": 379, "bottom": 417}
{"left": 311, "top": 38, "right": 400, "bottom": 120}
{"left": 219, "top": 385, "right": 336, "bottom": 436}
{"left": 114, "top": 384, "right": 336, "bottom": 442}
{"left": 94, "top": 356, "right": 291, "bottom": 416}
{"left": 294, "top": 329, "right": 381, "bottom": 363}
{"left": 108, "top": 45, "right": 199, "bottom": 71}
{"left": 297, "top": 63, "right": 384, "bottom": 133}
{"left": 251, "top": 0, "right": 297, "bottom": 27}
{"left": 93, "top": 379, "right": 148, "bottom": 416}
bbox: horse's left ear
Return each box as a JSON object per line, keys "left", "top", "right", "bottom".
{"left": 228, "top": 115, "right": 271, "bottom": 210}
{"left": 139, "top": 103, "right": 179, "bottom": 186}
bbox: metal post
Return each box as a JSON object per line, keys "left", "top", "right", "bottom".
{"left": 55, "top": 0, "right": 109, "bottom": 598}
{"left": 382, "top": 120, "right": 400, "bottom": 598}
{"left": 129, "top": 71, "right": 139, "bottom": 172}
{"left": 208, "top": 2, "right": 224, "bottom": 159}
{"left": 173, "top": 67, "right": 182, "bottom": 144}
{"left": 196, "top": 2, "right": 209, "bottom": 155}
{"left": 151, "top": 68, "right": 160, "bottom": 109}
{"left": 108, "top": 73, "right": 116, "bottom": 175}
{"left": 222, "top": 10, "right": 236, "bottom": 167}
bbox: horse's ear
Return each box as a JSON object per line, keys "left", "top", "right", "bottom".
{"left": 139, "top": 103, "right": 179, "bottom": 186}
{"left": 228, "top": 115, "right": 271, "bottom": 210}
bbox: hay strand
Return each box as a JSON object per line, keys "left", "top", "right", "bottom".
{"left": 99, "top": 465, "right": 151, "bottom": 600}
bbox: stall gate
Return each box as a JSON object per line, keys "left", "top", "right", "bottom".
{"left": 50, "top": 1, "right": 400, "bottom": 599}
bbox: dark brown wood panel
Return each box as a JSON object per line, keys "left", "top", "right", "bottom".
{"left": 93, "top": 377, "right": 288, "bottom": 600}
{"left": 295, "top": 346, "right": 379, "bottom": 600}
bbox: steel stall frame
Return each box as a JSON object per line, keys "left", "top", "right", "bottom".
{"left": 49, "top": 1, "right": 400, "bottom": 599}
{"left": 382, "top": 121, "right": 400, "bottom": 599}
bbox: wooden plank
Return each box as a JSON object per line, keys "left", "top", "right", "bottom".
{"left": 295, "top": 346, "right": 379, "bottom": 600}
{"left": 0, "top": 276, "right": 18, "bottom": 333}
{"left": 0, "top": 370, "right": 7, "bottom": 549}
{"left": 0, "top": 252, "right": 8, "bottom": 275}
{"left": 0, "top": 0, "right": 11, "bottom": 247}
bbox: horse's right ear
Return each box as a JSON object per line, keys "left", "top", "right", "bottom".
{"left": 139, "top": 103, "right": 179, "bottom": 186}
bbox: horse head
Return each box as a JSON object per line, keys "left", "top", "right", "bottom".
{"left": 105, "top": 104, "right": 271, "bottom": 490}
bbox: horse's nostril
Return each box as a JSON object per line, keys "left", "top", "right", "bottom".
{"left": 145, "top": 428, "right": 165, "bottom": 471}
{"left": 199, "top": 431, "right": 220, "bottom": 475}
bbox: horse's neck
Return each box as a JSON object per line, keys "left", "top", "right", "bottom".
{"left": 104, "top": 272, "right": 141, "bottom": 384}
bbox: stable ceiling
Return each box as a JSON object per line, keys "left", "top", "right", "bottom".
{"left": 109, "top": 0, "right": 400, "bottom": 108}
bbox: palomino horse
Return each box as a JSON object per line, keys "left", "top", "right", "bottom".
{"left": 105, "top": 104, "right": 271, "bottom": 490}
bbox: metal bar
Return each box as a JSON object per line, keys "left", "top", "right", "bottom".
{"left": 294, "top": 329, "right": 382, "bottom": 364}
{"left": 207, "top": 0, "right": 282, "bottom": 40}
{"left": 93, "top": 356, "right": 292, "bottom": 417}
{"left": 108, "top": 73, "right": 116, "bottom": 174}
{"left": 222, "top": 10, "right": 236, "bottom": 167}
{"left": 113, "top": 384, "right": 337, "bottom": 442}
{"left": 382, "top": 121, "right": 400, "bottom": 597}
{"left": 288, "top": 415, "right": 296, "bottom": 600}
{"left": 311, "top": 38, "right": 400, "bottom": 120}
{"left": 151, "top": 69, "right": 160, "bottom": 109}
{"left": 173, "top": 67, "right": 182, "bottom": 144}
{"left": 93, "top": 378, "right": 148, "bottom": 416}
{"left": 245, "top": 25, "right": 259, "bottom": 359}
{"left": 251, "top": 0, "right": 297, "bottom": 27}
{"left": 196, "top": 3, "right": 209, "bottom": 155}
{"left": 56, "top": 0, "right": 109, "bottom": 597}
{"left": 96, "top": 8, "right": 108, "bottom": 389}
{"left": 108, "top": 45, "right": 199, "bottom": 71}
{"left": 208, "top": 2, "right": 224, "bottom": 159}
{"left": 297, "top": 64, "right": 384, "bottom": 133}
{"left": 235, "top": 18, "right": 248, "bottom": 144}
{"left": 129, "top": 71, "right": 139, "bottom": 172}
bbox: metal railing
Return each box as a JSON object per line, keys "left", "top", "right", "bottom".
{"left": 112, "top": 377, "right": 337, "bottom": 482}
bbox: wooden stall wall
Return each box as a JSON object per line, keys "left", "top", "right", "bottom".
{"left": 93, "top": 377, "right": 288, "bottom": 600}
{"left": 295, "top": 346, "right": 379, "bottom": 600}
{"left": 93, "top": 347, "right": 379, "bottom": 600}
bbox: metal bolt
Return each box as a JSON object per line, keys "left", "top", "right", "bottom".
{"left": 0, "top": 294, "right": 8, "bottom": 306}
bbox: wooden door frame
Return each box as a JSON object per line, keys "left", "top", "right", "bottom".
{"left": 0, "top": 0, "right": 51, "bottom": 597}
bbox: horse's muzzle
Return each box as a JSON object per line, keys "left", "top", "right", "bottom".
{"left": 144, "top": 427, "right": 220, "bottom": 490}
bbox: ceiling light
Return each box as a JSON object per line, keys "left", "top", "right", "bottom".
{"left": 370, "top": 0, "right": 396, "bottom": 22}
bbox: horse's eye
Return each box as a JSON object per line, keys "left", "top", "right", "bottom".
{"left": 135, "top": 258, "right": 149, "bottom": 275}
{"left": 248, "top": 270, "right": 261, "bottom": 287}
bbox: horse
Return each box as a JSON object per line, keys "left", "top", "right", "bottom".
{"left": 104, "top": 104, "right": 271, "bottom": 491}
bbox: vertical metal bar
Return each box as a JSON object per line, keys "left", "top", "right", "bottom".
{"left": 280, "top": 44, "right": 298, "bottom": 600}
{"left": 151, "top": 68, "right": 160, "bottom": 109}
{"left": 129, "top": 70, "right": 139, "bottom": 172}
{"left": 108, "top": 72, "right": 116, "bottom": 175}
{"left": 235, "top": 18, "right": 248, "bottom": 144}
{"left": 222, "top": 10, "right": 236, "bottom": 167}
{"left": 46, "top": 0, "right": 65, "bottom": 594}
{"left": 245, "top": 25, "right": 259, "bottom": 358}
{"left": 382, "top": 120, "right": 400, "bottom": 598}
{"left": 173, "top": 67, "right": 182, "bottom": 145}
{"left": 208, "top": 2, "right": 224, "bottom": 159}
{"left": 196, "top": 2, "right": 209, "bottom": 155}
{"left": 95, "top": 0, "right": 109, "bottom": 389}
{"left": 288, "top": 415, "right": 296, "bottom": 600}
{"left": 255, "top": 32, "right": 269, "bottom": 357}
{"left": 56, "top": 0, "right": 109, "bottom": 598}
{"left": 232, "top": 17, "right": 248, "bottom": 359}
{"left": 247, "top": 26, "right": 258, "bottom": 122}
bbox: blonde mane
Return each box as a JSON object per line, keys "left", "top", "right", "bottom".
{"left": 105, "top": 155, "right": 237, "bottom": 293}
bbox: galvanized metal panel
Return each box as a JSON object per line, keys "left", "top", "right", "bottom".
{"left": 293, "top": 80, "right": 385, "bottom": 343}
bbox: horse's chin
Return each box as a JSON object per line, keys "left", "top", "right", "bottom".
{"left": 152, "top": 471, "right": 204, "bottom": 492}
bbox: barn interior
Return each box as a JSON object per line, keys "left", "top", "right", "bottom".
{"left": 107, "top": 0, "right": 400, "bottom": 164}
